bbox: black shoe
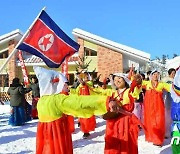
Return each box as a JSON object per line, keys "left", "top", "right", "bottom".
{"left": 153, "top": 144, "right": 162, "bottom": 147}
{"left": 83, "top": 133, "right": 90, "bottom": 139}
{"left": 138, "top": 125, "right": 142, "bottom": 130}
{"left": 164, "top": 136, "right": 169, "bottom": 139}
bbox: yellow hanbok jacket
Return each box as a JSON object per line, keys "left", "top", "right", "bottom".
{"left": 37, "top": 94, "right": 109, "bottom": 122}
{"left": 91, "top": 86, "right": 142, "bottom": 106}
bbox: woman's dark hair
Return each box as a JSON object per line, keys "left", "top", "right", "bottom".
{"left": 12, "top": 77, "right": 20, "bottom": 85}
{"left": 140, "top": 73, "right": 145, "bottom": 80}
{"left": 147, "top": 71, "right": 152, "bottom": 76}
{"left": 106, "top": 78, "right": 110, "bottom": 84}
{"left": 31, "top": 76, "right": 38, "bottom": 83}
{"left": 125, "top": 81, "right": 130, "bottom": 89}
{"left": 168, "top": 68, "right": 176, "bottom": 75}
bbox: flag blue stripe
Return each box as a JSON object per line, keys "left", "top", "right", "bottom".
{"left": 174, "top": 84, "right": 180, "bottom": 91}
{"left": 18, "top": 43, "right": 68, "bottom": 68}
{"left": 39, "top": 10, "right": 80, "bottom": 51}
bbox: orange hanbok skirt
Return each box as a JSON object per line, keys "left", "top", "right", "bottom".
{"left": 31, "top": 97, "right": 39, "bottom": 119}
{"left": 67, "top": 115, "right": 75, "bottom": 133}
{"left": 104, "top": 103, "right": 140, "bottom": 154}
{"left": 79, "top": 115, "right": 96, "bottom": 133}
{"left": 36, "top": 116, "right": 73, "bottom": 154}
{"left": 144, "top": 89, "right": 165, "bottom": 145}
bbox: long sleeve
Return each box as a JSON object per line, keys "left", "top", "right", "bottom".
{"left": 91, "top": 87, "right": 114, "bottom": 96}
{"left": 70, "top": 81, "right": 94, "bottom": 95}
{"left": 162, "top": 82, "right": 171, "bottom": 92}
{"left": 37, "top": 94, "right": 109, "bottom": 122}
{"left": 142, "top": 80, "right": 171, "bottom": 92}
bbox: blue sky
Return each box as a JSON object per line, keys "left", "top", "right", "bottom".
{"left": 1, "top": 0, "right": 180, "bottom": 59}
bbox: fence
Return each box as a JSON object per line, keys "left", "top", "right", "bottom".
{"left": 0, "top": 91, "right": 32, "bottom": 102}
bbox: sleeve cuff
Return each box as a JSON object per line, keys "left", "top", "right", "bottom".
{"left": 106, "top": 96, "right": 111, "bottom": 111}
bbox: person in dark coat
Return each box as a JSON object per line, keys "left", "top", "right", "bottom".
{"left": 30, "top": 77, "right": 40, "bottom": 119}
{"left": 7, "top": 77, "right": 30, "bottom": 126}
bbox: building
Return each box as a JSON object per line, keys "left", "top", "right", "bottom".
{"left": 0, "top": 29, "right": 23, "bottom": 89}
{"left": 73, "top": 28, "right": 150, "bottom": 80}
{"left": 0, "top": 28, "right": 150, "bottom": 91}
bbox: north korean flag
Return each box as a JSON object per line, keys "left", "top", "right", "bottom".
{"left": 17, "top": 10, "right": 80, "bottom": 68}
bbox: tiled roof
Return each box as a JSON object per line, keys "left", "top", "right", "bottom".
{"left": 16, "top": 54, "right": 79, "bottom": 66}
{"left": 23, "top": 55, "right": 44, "bottom": 63}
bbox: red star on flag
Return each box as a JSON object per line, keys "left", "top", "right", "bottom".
{"left": 40, "top": 36, "right": 52, "bottom": 51}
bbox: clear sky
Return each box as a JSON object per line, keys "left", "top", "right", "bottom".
{"left": 1, "top": 0, "right": 180, "bottom": 59}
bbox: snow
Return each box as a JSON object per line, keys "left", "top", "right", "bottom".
{"left": 166, "top": 56, "right": 180, "bottom": 70}
{"left": 0, "top": 103, "right": 172, "bottom": 154}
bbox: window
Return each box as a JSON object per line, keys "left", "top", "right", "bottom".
{"left": 0, "top": 74, "right": 9, "bottom": 87}
{"left": 84, "top": 47, "right": 97, "bottom": 56}
{"left": 68, "top": 73, "right": 75, "bottom": 85}
{"left": 0, "top": 51, "right": 8, "bottom": 58}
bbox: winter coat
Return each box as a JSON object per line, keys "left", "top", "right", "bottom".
{"left": 30, "top": 83, "right": 40, "bottom": 98}
{"left": 7, "top": 83, "right": 31, "bottom": 107}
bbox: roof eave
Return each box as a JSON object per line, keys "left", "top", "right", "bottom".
{"left": 72, "top": 28, "right": 150, "bottom": 62}
{"left": 0, "top": 29, "right": 23, "bottom": 45}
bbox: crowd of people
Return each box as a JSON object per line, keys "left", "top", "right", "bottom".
{"left": 7, "top": 76, "right": 40, "bottom": 126}
{"left": 4, "top": 65, "right": 180, "bottom": 154}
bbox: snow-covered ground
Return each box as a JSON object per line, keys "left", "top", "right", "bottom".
{"left": 0, "top": 103, "right": 172, "bottom": 154}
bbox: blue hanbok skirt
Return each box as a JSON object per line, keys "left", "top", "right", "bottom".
{"left": 9, "top": 106, "right": 26, "bottom": 126}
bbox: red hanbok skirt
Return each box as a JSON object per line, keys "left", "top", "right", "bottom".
{"left": 144, "top": 89, "right": 165, "bottom": 145}
{"left": 79, "top": 115, "right": 96, "bottom": 133}
{"left": 36, "top": 116, "right": 73, "bottom": 154}
{"left": 67, "top": 115, "right": 75, "bottom": 133}
{"left": 104, "top": 114, "right": 140, "bottom": 154}
{"left": 31, "top": 97, "right": 39, "bottom": 119}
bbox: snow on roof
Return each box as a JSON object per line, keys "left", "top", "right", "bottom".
{"left": 166, "top": 56, "right": 180, "bottom": 69}
{"left": 72, "top": 28, "right": 150, "bottom": 62}
{"left": 0, "top": 29, "right": 23, "bottom": 45}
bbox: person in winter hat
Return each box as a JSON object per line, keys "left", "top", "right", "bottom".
{"left": 7, "top": 77, "right": 31, "bottom": 126}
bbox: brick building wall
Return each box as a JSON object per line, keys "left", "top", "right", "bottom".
{"left": 97, "top": 45, "right": 123, "bottom": 80}
{"left": 77, "top": 38, "right": 123, "bottom": 81}
{"left": 77, "top": 38, "right": 84, "bottom": 58}
{"left": 8, "top": 39, "right": 19, "bottom": 85}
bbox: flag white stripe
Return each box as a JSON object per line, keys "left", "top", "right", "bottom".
{"left": 39, "top": 18, "right": 78, "bottom": 52}
{"left": 0, "top": 7, "right": 46, "bottom": 74}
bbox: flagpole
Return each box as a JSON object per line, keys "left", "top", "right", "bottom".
{"left": 0, "top": 6, "right": 46, "bottom": 74}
